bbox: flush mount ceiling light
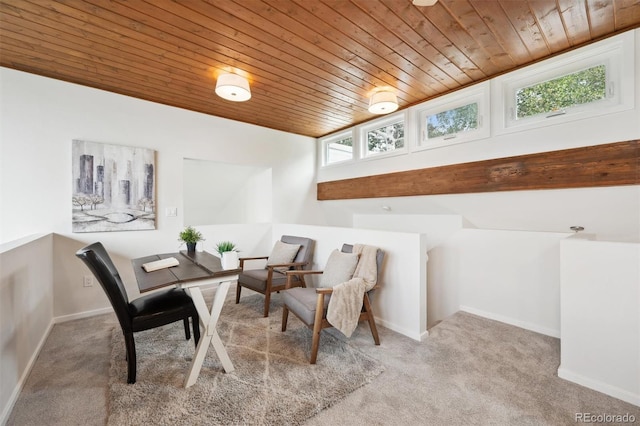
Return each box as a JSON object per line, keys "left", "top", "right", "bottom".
{"left": 412, "top": 0, "right": 438, "bottom": 6}
{"left": 215, "top": 73, "right": 251, "bottom": 102}
{"left": 368, "top": 90, "right": 399, "bottom": 115}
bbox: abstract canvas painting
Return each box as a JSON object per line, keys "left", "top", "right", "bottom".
{"left": 72, "top": 140, "right": 156, "bottom": 232}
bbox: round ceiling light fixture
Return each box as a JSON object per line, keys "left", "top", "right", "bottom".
{"left": 412, "top": 0, "right": 438, "bottom": 6}
{"left": 368, "top": 90, "right": 399, "bottom": 115}
{"left": 215, "top": 73, "right": 251, "bottom": 102}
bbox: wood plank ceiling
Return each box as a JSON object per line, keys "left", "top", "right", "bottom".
{"left": 1, "top": 0, "right": 640, "bottom": 138}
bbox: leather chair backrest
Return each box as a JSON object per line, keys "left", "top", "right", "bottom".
{"left": 341, "top": 244, "right": 385, "bottom": 283}
{"left": 281, "top": 235, "right": 315, "bottom": 270}
{"left": 76, "top": 242, "right": 132, "bottom": 331}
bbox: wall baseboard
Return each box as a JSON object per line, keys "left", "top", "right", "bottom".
{"left": 375, "top": 317, "right": 424, "bottom": 342}
{"left": 54, "top": 307, "right": 113, "bottom": 324}
{"left": 558, "top": 366, "right": 640, "bottom": 407}
{"left": 1, "top": 319, "right": 54, "bottom": 426}
{"left": 459, "top": 305, "right": 560, "bottom": 338}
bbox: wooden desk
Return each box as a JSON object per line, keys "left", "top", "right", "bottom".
{"left": 132, "top": 250, "right": 240, "bottom": 387}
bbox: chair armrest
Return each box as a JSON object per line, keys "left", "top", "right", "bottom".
{"left": 315, "top": 283, "right": 378, "bottom": 294}
{"left": 239, "top": 256, "right": 269, "bottom": 261}
{"left": 284, "top": 269, "right": 324, "bottom": 276}
{"left": 266, "top": 261, "right": 308, "bottom": 270}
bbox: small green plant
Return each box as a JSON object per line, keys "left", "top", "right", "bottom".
{"left": 178, "top": 226, "right": 204, "bottom": 244}
{"left": 215, "top": 241, "right": 238, "bottom": 255}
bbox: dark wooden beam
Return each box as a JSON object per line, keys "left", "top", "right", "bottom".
{"left": 317, "top": 140, "right": 640, "bottom": 200}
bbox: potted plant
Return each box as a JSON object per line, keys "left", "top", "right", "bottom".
{"left": 215, "top": 241, "right": 239, "bottom": 269}
{"left": 178, "top": 226, "right": 204, "bottom": 253}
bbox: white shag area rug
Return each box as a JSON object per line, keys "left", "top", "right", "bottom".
{"left": 108, "top": 293, "right": 384, "bottom": 425}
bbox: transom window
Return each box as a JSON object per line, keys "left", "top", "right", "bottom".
{"left": 498, "top": 31, "right": 632, "bottom": 133}
{"left": 515, "top": 64, "right": 607, "bottom": 120}
{"left": 366, "top": 122, "right": 404, "bottom": 154}
{"left": 416, "top": 82, "right": 489, "bottom": 150}
{"left": 427, "top": 102, "right": 478, "bottom": 139}
{"left": 363, "top": 117, "right": 405, "bottom": 158}
{"left": 325, "top": 135, "right": 353, "bottom": 165}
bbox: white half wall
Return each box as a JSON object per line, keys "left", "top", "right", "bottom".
{"left": 0, "top": 234, "right": 54, "bottom": 424}
{"left": 559, "top": 238, "right": 640, "bottom": 406}
{"left": 448, "top": 228, "right": 569, "bottom": 337}
{"left": 352, "top": 213, "right": 463, "bottom": 328}
{"left": 272, "top": 224, "right": 428, "bottom": 341}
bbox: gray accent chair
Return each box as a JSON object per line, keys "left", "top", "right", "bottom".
{"left": 236, "top": 235, "right": 315, "bottom": 317}
{"left": 281, "top": 244, "right": 385, "bottom": 364}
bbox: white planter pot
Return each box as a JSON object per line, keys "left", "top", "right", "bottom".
{"left": 221, "top": 251, "right": 239, "bottom": 270}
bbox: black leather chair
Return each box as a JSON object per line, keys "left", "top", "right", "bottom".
{"left": 76, "top": 242, "right": 200, "bottom": 384}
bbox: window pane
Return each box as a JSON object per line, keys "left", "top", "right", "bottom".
{"left": 516, "top": 64, "right": 606, "bottom": 119}
{"left": 326, "top": 137, "right": 352, "bottom": 164}
{"left": 426, "top": 103, "right": 478, "bottom": 139}
{"left": 367, "top": 122, "right": 404, "bottom": 155}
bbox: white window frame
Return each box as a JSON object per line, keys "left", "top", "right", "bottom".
{"left": 414, "top": 82, "right": 490, "bottom": 151}
{"left": 495, "top": 31, "right": 634, "bottom": 135}
{"left": 319, "top": 129, "right": 356, "bottom": 168}
{"left": 359, "top": 111, "right": 407, "bottom": 160}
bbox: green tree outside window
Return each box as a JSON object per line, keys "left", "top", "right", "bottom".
{"left": 367, "top": 122, "right": 404, "bottom": 154}
{"left": 516, "top": 65, "right": 606, "bottom": 119}
{"left": 427, "top": 103, "right": 478, "bottom": 139}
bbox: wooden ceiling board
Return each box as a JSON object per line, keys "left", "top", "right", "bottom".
{"left": 384, "top": 0, "right": 480, "bottom": 84}
{"left": 469, "top": 1, "right": 535, "bottom": 65}
{"left": 344, "top": 0, "right": 455, "bottom": 95}
{"left": 615, "top": 0, "right": 640, "bottom": 29}
{"left": 585, "top": 0, "right": 615, "bottom": 38}
{"left": 1, "top": 0, "right": 640, "bottom": 138}
{"left": 528, "top": 1, "right": 572, "bottom": 52}
{"left": 557, "top": 0, "right": 593, "bottom": 45}
{"left": 439, "top": 0, "right": 517, "bottom": 71}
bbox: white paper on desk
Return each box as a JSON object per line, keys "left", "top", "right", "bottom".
{"left": 142, "top": 257, "right": 179, "bottom": 272}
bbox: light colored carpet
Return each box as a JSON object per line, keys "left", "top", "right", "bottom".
{"left": 107, "top": 294, "right": 384, "bottom": 425}
{"left": 8, "top": 286, "right": 640, "bottom": 425}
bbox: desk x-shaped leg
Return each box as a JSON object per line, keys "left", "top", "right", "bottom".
{"left": 184, "top": 280, "right": 235, "bottom": 387}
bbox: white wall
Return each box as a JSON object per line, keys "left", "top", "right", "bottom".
{"left": 317, "top": 29, "right": 640, "bottom": 243}
{"left": 351, "top": 215, "right": 573, "bottom": 337}
{"left": 272, "top": 224, "right": 428, "bottom": 340}
{"left": 353, "top": 214, "right": 463, "bottom": 328}
{"left": 451, "top": 229, "right": 569, "bottom": 337}
{"left": 0, "top": 234, "right": 54, "bottom": 423}
{"left": 559, "top": 238, "right": 640, "bottom": 406}
{"left": 0, "top": 67, "right": 319, "bottom": 318}
{"left": 183, "top": 159, "right": 273, "bottom": 226}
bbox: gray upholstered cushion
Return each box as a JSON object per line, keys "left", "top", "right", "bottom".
{"left": 238, "top": 268, "right": 287, "bottom": 291}
{"left": 267, "top": 240, "right": 301, "bottom": 272}
{"left": 319, "top": 249, "right": 359, "bottom": 288}
{"left": 281, "top": 287, "right": 331, "bottom": 326}
{"left": 281, "top": 235, "right": 315, "bottom": 269}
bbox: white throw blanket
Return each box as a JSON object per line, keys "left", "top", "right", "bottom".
{"left": 326, "top": 244, "right": 378, "bottom": 337}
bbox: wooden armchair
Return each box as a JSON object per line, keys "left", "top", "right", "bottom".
{"left": 236, "top": 235, "right": 315, "bottom": 317}
{"left": 281, "top": 244, "right": 385, "bottom": 364}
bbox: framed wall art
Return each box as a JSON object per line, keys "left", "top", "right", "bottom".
{"left": 72, "top": 139, "right": 156, "bottom": 232}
